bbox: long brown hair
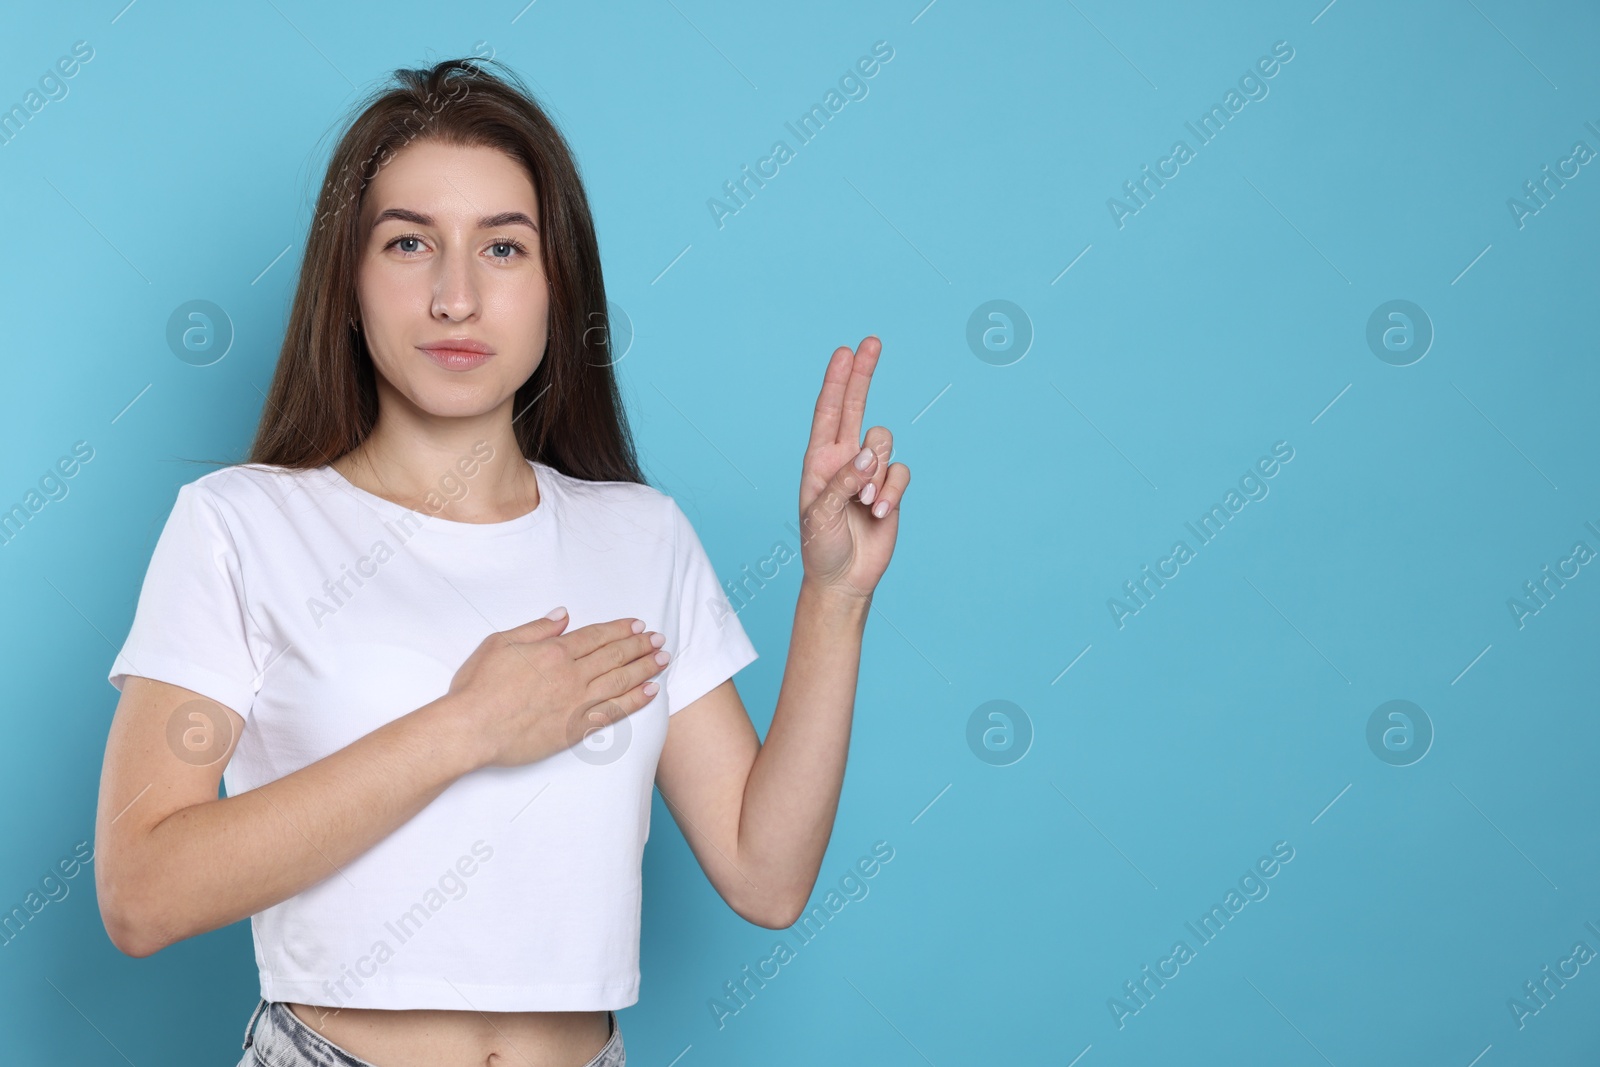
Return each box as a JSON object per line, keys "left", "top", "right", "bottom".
{"left": 244, "top": 56, "right": 644, "bottom": 486}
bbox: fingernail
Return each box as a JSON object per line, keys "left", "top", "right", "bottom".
{"left": 643, "top": 681, "right": 660, "bottom": 695}
{"left": 655, "top": 650, "right": 671, "bottom": 665}
{"left": 650, "top": 632, "right": 665, "bottom": 647}
{"left": 631, "top": 619, "right": 645, "bottom": 633}
{"left": 860, "top": 481, "right": 877, "bottom": 505}
{"left": 873, "top": 500, "right": 889, "bottom": 518}
{"left": 854, "top": 446, "right": 874, "bottom": 471}
{"left": 546, "top": 606, "right": 568, "bottom": 620}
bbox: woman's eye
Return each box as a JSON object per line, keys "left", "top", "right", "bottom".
{"left": 384, "top": 236, "right": 525, "bottom": 259}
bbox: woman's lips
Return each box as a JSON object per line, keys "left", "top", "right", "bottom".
{"left": 419, "top": 347, "right": 494, "bottom": 370}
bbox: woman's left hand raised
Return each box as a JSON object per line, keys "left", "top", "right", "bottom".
{"left": 798, "top": 336, "right": 911, "bottom": 602}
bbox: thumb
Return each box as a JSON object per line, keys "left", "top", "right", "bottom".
{"left": 829, "top": 444, "right": 880, "bottom": 506}
{"left": 505, "top": 605, "right": 570, "bottom": 640}
{"left": 803, "top": 445, "right": 878, "bottom": 544}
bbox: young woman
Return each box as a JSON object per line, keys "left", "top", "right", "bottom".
{"left": 94, "top": 58, "right": 909, "bottom": 1067}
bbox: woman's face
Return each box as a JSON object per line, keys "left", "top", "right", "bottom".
{"left": 355, "top": 139, "right": 548, "bottom": 418}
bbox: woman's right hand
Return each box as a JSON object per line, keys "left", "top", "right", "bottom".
{"left": 444, "top": 607, "right": 670, "bottom": 769}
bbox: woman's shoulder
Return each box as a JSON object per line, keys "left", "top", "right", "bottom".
{"left": 535, "top": 462, "right": 681, "bottom": 542}
{"left": 536, "top": 462, "right": 667, "bottom": 512}
{"left": 175, "top": 462, "right": 327, "bottom": 518}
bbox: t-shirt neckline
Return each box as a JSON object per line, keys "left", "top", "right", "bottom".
{"left": 315, "top": 456, "right": 556, "bottom": 537}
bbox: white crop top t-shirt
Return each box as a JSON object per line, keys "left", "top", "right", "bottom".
{"left": 105, "top": 456, "right": 759, "bottom": 1012}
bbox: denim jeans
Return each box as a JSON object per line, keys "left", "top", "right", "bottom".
{"left": 236, "top": 999, "right": 625, "bottom": 1067}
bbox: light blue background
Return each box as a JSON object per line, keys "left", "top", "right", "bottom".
{"left": 3, "top": 0, "right": 1598, "bottom": 1063}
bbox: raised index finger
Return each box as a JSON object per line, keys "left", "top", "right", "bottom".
{"left": 836, "top": 335, "right": 881, "bottom": 447}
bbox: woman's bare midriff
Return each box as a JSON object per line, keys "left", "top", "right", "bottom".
{"left": 286, "top": 1002, "right": 612, "bottom": 1067}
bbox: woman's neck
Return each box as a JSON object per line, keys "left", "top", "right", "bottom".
{"left": 331, "top": 432, "right": 539, "bottom": 523}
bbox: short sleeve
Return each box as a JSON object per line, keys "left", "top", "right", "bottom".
{"left": 661, "top": 497, "right": 759, "bottom": 716}
{"left": 107, "top": 482, "right": 269, "bottom": 718}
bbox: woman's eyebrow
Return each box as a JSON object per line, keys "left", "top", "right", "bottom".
{"left": 370, "top": 207, "right": 538, "bottom": 232}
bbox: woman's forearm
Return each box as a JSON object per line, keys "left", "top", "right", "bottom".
{"left": 734, "top": 576, "right": 871, "bottom": 917}
{"left": 106, "top": 695, "right": 481, "bottom": 957}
